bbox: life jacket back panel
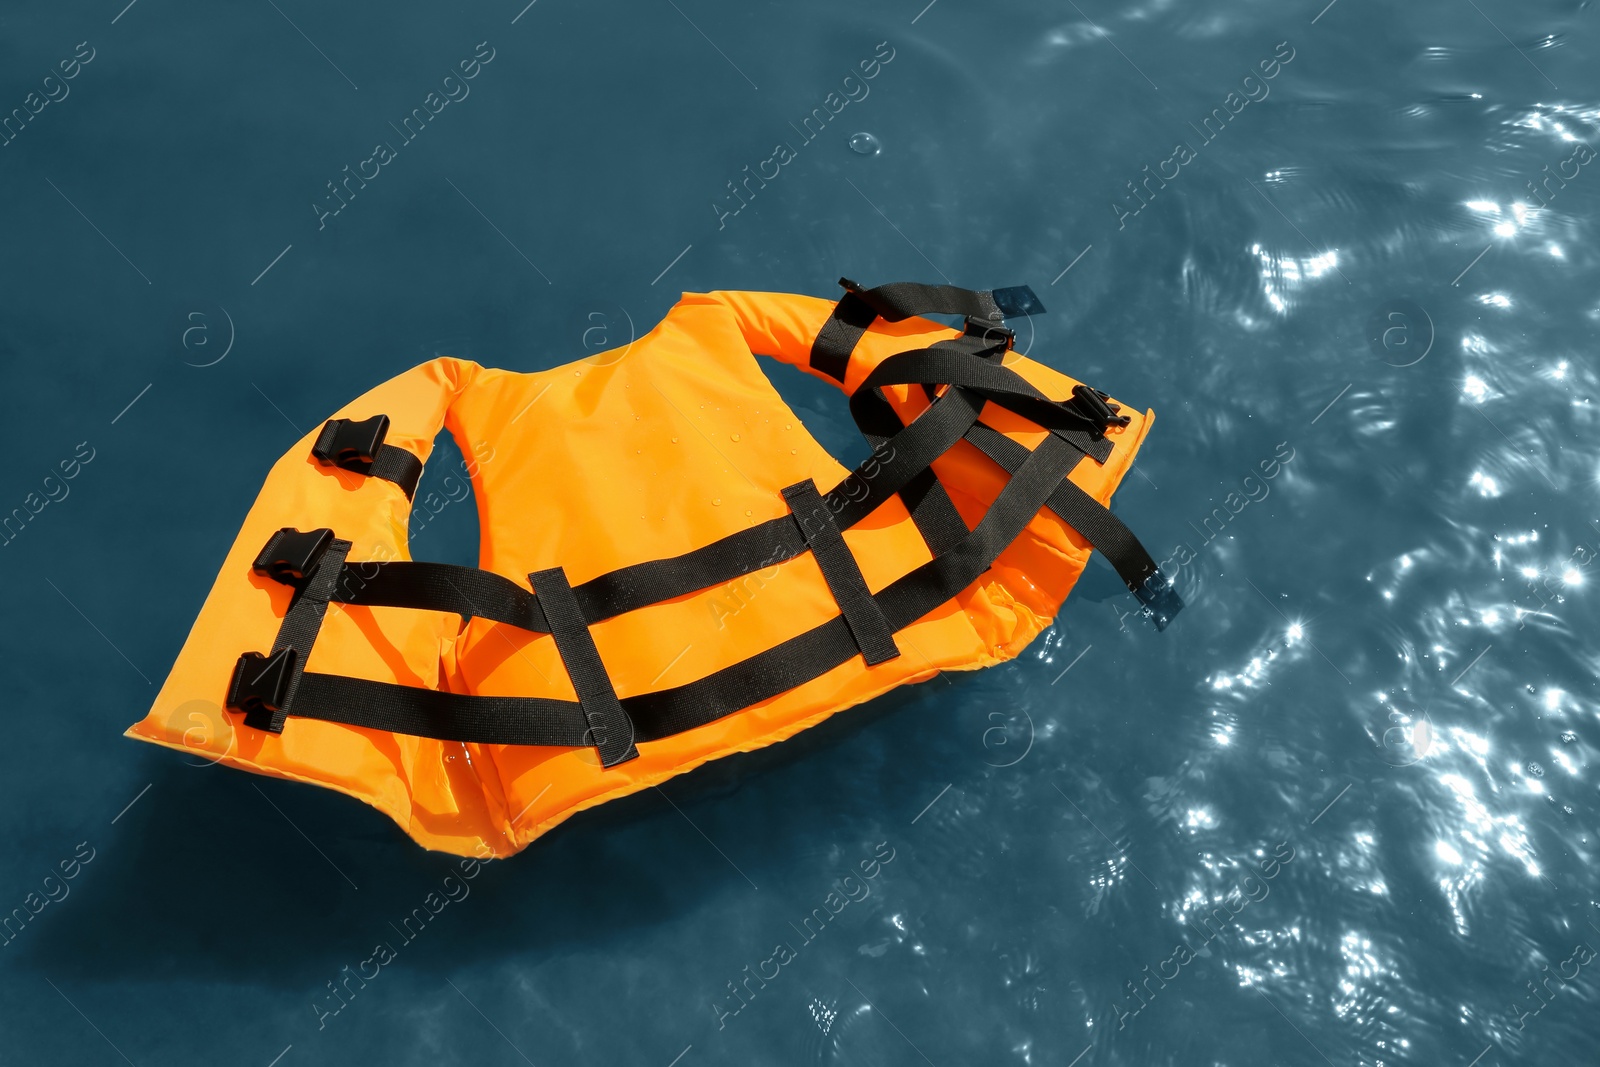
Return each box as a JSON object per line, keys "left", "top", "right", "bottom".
{"left": 126, "top": 282, "right": 1178, "bottom": 857}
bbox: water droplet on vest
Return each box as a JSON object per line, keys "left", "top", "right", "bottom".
{"left": 731, "top": 433, "right": 741, "bottom": 442}
{"left": 849, "top": 132, "right": 881, "bottom": 156}
{"left": 712, "top": 498, "right": 722, "bottom": 506}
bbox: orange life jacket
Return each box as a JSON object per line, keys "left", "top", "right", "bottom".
{"left": 125, "top": 280, "right": 1180, "bottom": 858}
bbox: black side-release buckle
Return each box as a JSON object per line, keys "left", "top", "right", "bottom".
{"left": 961, "top": 315, "right": 1015, "bottom": 356}
{"left": 252, "top": 528, "right": 334, "bottom": 585}
{"left": 312, "top": 415, "right": 390, "bottom": 471}
{"left": 227, "top": 648, "right": 297, "bottom": 732}
{"left": 1068, "top": 385, "right": 1131, "bottom": 434}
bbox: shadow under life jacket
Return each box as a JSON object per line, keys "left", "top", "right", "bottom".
{"left": 126, "top": 280, "right": 1181, "bottom": 858}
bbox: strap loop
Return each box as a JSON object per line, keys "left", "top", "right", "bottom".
{"left": 808, "top": 287, "right": 876, "bottom": 383}
{"left": 782, "top": 479, "right": 900, "bottom": 666}
{"left": 311, "top": 415, "right": 424, "bottom": 500}
{"left": 530, "top": 566, "right": 639, "bottom": 767}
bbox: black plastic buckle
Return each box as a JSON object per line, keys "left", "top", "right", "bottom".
{"left": 962, "top": 315, "right": 1015, "bottom": 353}
{"left": 226, "top": 648, "right": 297, "bottom": 732}
{"left": 1133, "top": 571, "right": 1184, "bottom": 632}
{"left": 252, "top": 527, "right": 334, "bottom": 585}
{"left": 1069, "top": 385, "right": 1130, "bottom": 430}
{"left": 312, "top": 415, "right": 390, "bottom": 471}
{"left": 838, "top": 276, "right": 864, "bottom": 294}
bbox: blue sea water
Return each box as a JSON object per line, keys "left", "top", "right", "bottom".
{"left": 2, "top": 0, "right": 1598, "bottom": 1064}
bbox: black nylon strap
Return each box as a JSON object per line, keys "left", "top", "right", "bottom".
{"left": 808, "top": 279, "right": 1053, "bottom": 557}
{"left": 332, "top": 524, "right": 804, "bottom": 632}
{"left": 830, "top": 387, "right": 984, "bottom": 529}
{"left": 963, "top": 422, "right": 1182, "bottom": 631}
{"left": 931, "top": 320, "right": 1011, "bottom": 362}
{"left": 250, "top": 537, "right": 351, "bottom": 731}
{"left": 782, "top": 479, "right": 900, "bottom": 666}
{"left": 369, "top": 445, "right": 424, "bottom": 500}
{"left": 889, "top": 465, "right": 970, "bottom": 556}
{"left": 858, "top": 281, "right": 998, "bottom": 322}
{"left": 530, "top": 566, "right": 639, "bottom": 766}
{"left": 849, "top": 348, "right": 1116, "bottom": 463}
{"left": 915, "top": 342, "right": 988, "bottom": 420}
{"left": 567, "top": 516, "right": 802, "bottom": 625}
{"left": 965, "top": 422, "right": 1151, "bottom": 584}
{"left": 845, "top": 352, "right": 983, "bottom": 558}
{"left": 808, "top": 289, "right": 876, "bottom": 383}
{"left": 807, "top": 278, "right": 1042, "bottom": 381}
{"left": 627, "top": 431, "right": 1083, "bottom": 739}
{"left": 845, "top": 344, "right": 1116, "bottom": 556}
{"left": 336, "top": 560, "right": 550, "bottom": 632}
{"left": 292, "top": 671, "right": 591, "bottom": 746}
{"left": 854, "top": 388, "right": 972, "bottom": 559}
{"left": 877, "top": 433, "right": 1079, "bottom": 627}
